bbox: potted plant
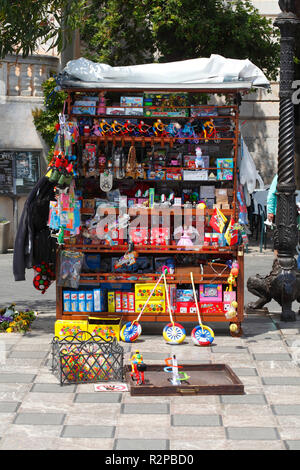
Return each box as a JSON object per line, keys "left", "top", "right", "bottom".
{"left": 0, "top": 217, "right": 10, "bottom": 254}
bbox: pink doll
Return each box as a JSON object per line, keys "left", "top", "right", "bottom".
{"left": 175, "top": 225, "right": 194, "bottom": 247}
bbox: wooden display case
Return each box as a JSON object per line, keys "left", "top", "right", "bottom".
{"left": 56, "top": 82, "right": 249, "bottom": 336}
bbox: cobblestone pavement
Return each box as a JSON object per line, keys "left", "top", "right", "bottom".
{"left": 1, "top": 250, "right": 300, "bottom": 450}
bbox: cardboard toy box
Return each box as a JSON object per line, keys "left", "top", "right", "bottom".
{"left": 176, "top": 302, "right": 197, "bottom": 314}
{"left": 54, "top": 320, "right": 88, "bottom": 340}
{"left": 88, "top": 316, "right": 122, "bottom": 341}
{"left": 135, "top": 283, "right": 165, "bottom": 301}
{"left": 199, "top": 302, "right": 224, "bottom": 314}
{"left": 135, "top": 300, "right": 165, "bottom": 314}
{"left": 143, "top": 92, "right": 189, "bottom": 117}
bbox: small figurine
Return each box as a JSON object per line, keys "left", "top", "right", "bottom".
{"left": 97, "top": 91, "right": 106, "bottom": 114}
{"left": 110, "top": 120, "right": 123, "bottom": 135}
{"left": 99, "top": 119, "right": 111, "bottom": 135}
{"left": 175, "top": 225, "right": 199, "bottom": 247}
{"left": 130, "top": 350, "right": 147, "bottom": 385}
{"left": 153, "top": 119, "right": 167, "bottom": 136}
{"left": 195, "top": 147, "right": 204, "bottom": 169}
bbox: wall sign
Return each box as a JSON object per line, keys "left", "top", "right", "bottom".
{"left": 0, "top": 151, "right": 41, "bottom": 196}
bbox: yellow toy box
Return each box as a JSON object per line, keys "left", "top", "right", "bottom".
{"left": 107, "top": 291, "right": 116, "bottom": 313}
{"left": 135, "top": 300, "right": 165, "bottom": 314}
{"left": 88, "top": 316, "right": 122, "bottom": 341}
{"left": 135, "top": 283, "right": 165, "bottom": 301}
{"left": 54, "top": 320, "right": 88, "bottom": 340}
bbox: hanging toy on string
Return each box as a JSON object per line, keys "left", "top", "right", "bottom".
{"left": 190, "top": 272, "right": 214, "bottom": 346}
{"left": 120, "top": 266, "right": 170, "bottom": 343}
{"left": 33, "top": 262, "right": 55, "bottom": 294}
{"left": 226, "top": 260, "right": 239, "bottom": 291}
{"left": 162, "top": 270, "right": 186, "bottom": 345}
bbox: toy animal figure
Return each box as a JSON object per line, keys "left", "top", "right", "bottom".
{"left": 247, "top": 257, "right": 300, "bottom": 312}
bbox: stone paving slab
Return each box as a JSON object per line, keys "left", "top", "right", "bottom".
{"left": 30, "top": 383, "right": 77, "bottom": 393}
{"left": 285, "top": 441, "right": 300, "bottom": 450}
{"left": 226, "top": 427, "right": 280, "bottom": 440}
{"left": 262, "top": 377, "right": 300, "bottom": 385}
{"left": 61, "top": 425, "right": 115, "bottom": 438}
{"left": 75, "top": 393, "right": 122, "bottom": 403}
{"left": 114, "top": 438, "right": 169, "bottom": 450}
{"left": 272, "top": 404, "right": 300, "bottom": 415}
{"left": 14, "top": 412, "right": 66, "bottom": 425}
{"left": 121, "top": 403, "right": 169, "bottom": 414}
{"left": 171, "top": 414, "right": 222, "bottom": 427}
{"left": 0, "top": 373, "right": 36, "bottom": 383}
{"left": 0, "top": 401, "right": 20, "bottom": 412}
{"left": 220, "top": 394, "right": 267, "bottom": 404}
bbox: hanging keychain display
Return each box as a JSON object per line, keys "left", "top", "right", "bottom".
{"left": 100, "top": 144, "right": 113, "bottom": 192}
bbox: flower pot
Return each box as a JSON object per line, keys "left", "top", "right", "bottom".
{"left": 0, "top": 221, "right": 10, "bottom": 254}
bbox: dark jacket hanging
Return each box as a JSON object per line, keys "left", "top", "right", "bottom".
{"left": 13, "top": 176, "right": 56, "bottom": 281}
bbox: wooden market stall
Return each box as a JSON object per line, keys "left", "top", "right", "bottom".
{"left": 54, "top": 80, "right": 252, "bottom": 338}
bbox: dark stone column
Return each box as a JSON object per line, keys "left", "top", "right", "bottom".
{"left": 272, "top": 8, "right": 300, "bottom": 321}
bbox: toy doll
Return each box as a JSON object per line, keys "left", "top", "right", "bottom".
{"left": 97, "top": 91, "right": 106, "bottom": 115}
{"left": 175, "top": 225, "right": 197, "bottom": 247}
{"left": 195, "top": 147, "right": 204, "bottom": 169}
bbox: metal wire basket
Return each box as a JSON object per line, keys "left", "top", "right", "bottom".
{"left": 51, "top": 331, "right": 124, "bottom": 385}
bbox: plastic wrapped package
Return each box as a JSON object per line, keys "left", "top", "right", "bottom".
{"left": 57, "top": 250, "right": 84, "bottom": 288}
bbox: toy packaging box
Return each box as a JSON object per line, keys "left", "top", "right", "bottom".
{"left": 106, "top": 107, "right": 125, "bottom": 115}
{"left": 143, "top": 92, "right": 189, "bottom": 117}
{"left": 54, "top": 320, "right": 88, "bottom": 340}
{"left": 120, "top": 96, "right": 143, "bottom": 107}
{"left": 135, "top": 283, "right": 165, "bottom": 301}
{"left": 128, "top": 227, "right": 148, "bottom": 245}
{"left": 200, "top": 284, "right": 222, "bottom": 302}
{"left": 135, "top": 300, "right": 165, "bottom": 314}
{"left": 183, "top": 170, "right": 208, "bottom": 181}
{"left": 125, "top": 108, "right": 144, "bottom": 116}
{"left": 216, "top": 159, "right": 233, "bottom": 181}
{"left": 199, "top": 302, "right": 224, "bottom": 314}
{"left": 176, "top": 302, "right": 197, "bottom": 314}
{"left": 72, "top": 101, "right": 96, "bottom": 115}
{"left": 150, "top": 228, "right": 170, "bottom": 245}
{"left": 190, "top": 106, "right": 218, "bottom": 117}
{"left": 88, "top": 316, "right": 122, "bottom": 341}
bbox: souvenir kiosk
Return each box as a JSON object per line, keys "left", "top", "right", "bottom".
{"left": 53, "top": 65, "right": 259, "bottom": 341}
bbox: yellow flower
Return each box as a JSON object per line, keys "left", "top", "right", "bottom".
{"left": 6, "top": 328, "right": 12, "bottom": 333}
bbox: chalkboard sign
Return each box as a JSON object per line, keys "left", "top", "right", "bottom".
{"left": 15, "top": 151, "right": 40, "bottom": 195}
{"left": 0, "top": 151, "right": 41, "bottom": 196}
{"left": 0, "top": 152, "right": 14, "bottom": 194}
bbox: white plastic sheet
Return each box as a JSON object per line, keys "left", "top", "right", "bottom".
{"left": 239, "top": 135, "right": 264, "bottom": 204}
{"left": 64, "top": 55, "right": 269, "bottom": 87}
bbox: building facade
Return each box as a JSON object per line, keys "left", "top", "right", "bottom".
{"left": 0, "top": 52, "right": 59, "bottom": 247}
{"left": 240, "top": 0, "right": 280, "bottom": 185}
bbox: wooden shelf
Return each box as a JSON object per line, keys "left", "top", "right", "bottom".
{"left": 80, "top": 135, "right": 235, "bottom": 145}
{"left": 64, "top": 243, "right": 238, "bottom": 254}
{"left": 61, "top": 311, "right": 233, "bottom": 323}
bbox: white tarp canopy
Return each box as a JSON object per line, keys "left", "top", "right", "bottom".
{"left": 63, "top": 55, "right": 269, "bottom": 88}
